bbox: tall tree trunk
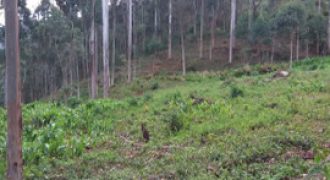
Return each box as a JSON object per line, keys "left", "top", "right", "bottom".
{"left": 133, "top": 4, "right": 138, "bottom": 80}
{"left": 111, "top": 5, "right": 116, "bottom": 86}
{"left": 127, "top": 0, "right": 133, "bottom": 83}
{"left": 209, "top": 4, "right": 216, "bottom": 61}
{"left": 180, "top": 20, "right": 186, "bottom": 76}
{"left": 5, "top": 0, "right": 23, "bottom": 178}
{"left": 102, "top": 0, "right": 110, "bottom": 97}
{"left": 95, "top": 27, "right": 99, "bottom": 97}
{"left": 142, "top": 3, "right": 146, "bottom": 53}
{"left": 199, "top": 0, "right": 204, "bottom": 59}
{"left": 69, "top": 23, "right": 74, "bottom": 97}
{"left": 248, "top": 0, "right": 254, "bottom": 42}
{"left": 154, "top": 0, "right": 159, "bottom": 38}
{"left": 229, "top": 0, "right": 236, "bottom": 64}
{"left": 296, "top": 30, "right": 299, "bottom": 61}
{"left": 317, "top": 33, "right": 320, "bottom": 56}
{"left": 76, "top": 61, "right": 80, "bottom": 98}
{"left": 168, "top": 0, "right": 172, "bottom": 59}
{"left": 327, "top": 0, "right": 330, "bottom": 53}
{"left": 271, "top": 38, "right": 275, "bottom": 64}
{"left": 319, "top": 0, "right": 322, "bottom": 13}
{"left": 290, "top": 33, "right": 293, "bottom": 69}
{"left": 306, "top": 39, "right": 309, "bottom": 58}
{"left": 90, "top": 0, "right": 97, "bottom": 99}
{"left": 193, "top": 0, "right": 198, "bottom": 36}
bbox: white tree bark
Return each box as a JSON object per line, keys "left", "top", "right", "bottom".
{"left": 229, "top": 0, "right": 236, "bottom": 64}
{"left": 199, "top": 0, "right": 205, "bottom": 59}
{"left": 111, "top": 5, "right": 116, "bottom": 86}
{"left": 90, "top": 0, "right": 97, "bottom": 99}
{"left": 168, "top": 0, "right": 172, "bottom": 59}
{"left": 127, "top": 0, "right": 133, "bottom": 83}
{"left": 102, "top": 0, "right": 110, "bottom": 97}
{"left": 180, "top": 21, "right": 186, "bottom": 76}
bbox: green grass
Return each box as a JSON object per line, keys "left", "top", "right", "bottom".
{"left": 1, "top": 57, "right": 330, "bottom": 179}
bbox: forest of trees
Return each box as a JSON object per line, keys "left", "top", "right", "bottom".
{"left": 0, "top": 0, "right": 329, "bottom": 103}
{"left": 2, "top": 0, "right": 330, "bottom": 178}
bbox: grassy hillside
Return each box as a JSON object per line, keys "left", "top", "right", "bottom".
{"left": 1, "top": 57, "right": 330, "bottom": 179}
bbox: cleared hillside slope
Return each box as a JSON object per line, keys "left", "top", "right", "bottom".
{"left": 0, "top": 57, "right": 330, "bottom": 179}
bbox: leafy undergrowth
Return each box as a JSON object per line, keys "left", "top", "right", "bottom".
{"left": 1, "top": 57, "right": 330, "bottom": 179}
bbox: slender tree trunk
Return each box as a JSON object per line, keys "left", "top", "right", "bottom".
{"left": 193, "top": 0, "right": 198, "bottom": 37}
{"left": 127, "top": 0, "right": 133, "bottom": 83}
{"left": 290, "top": 33, "right": 293, "bottom": 69}
{"left": 90, "top": 0, "right": 97, "bottom": 99}
{"left": 102, "top": 0, "right": 110, "bottom": 97}
{"left": 133, "top": 5, "right": 138, "bottom": 80}
{"left": 70, "top": 66, "right": 73, "bottom": 96}
{"left": 154, "top": 0, "right": 159, "bottom": 38}
{"left": 319, "top": 0, "right": 322, "bottom": 13}
{"left": 168, "top": 0, "right": 172, "bottom": 59}
{"left": 111, "top": 5, "right": 116, "bottom": 86}
{"left": 306, "top": 39, "right": 309, "bottom": 58}
{"left": 327, "top": 1, "right": 330, "bottom": 53}
{"left": 95, "top": 27, "right": 99, "bottom": 97}
{"left": 5, "top": 0, "right": 23, "bottom": 178}
{"left": 229, "top": 0, "right": 236, "bottom": 64}
{"left": 76, "top": 61, "right": 80, "bottom": 98}
{"left": 317, "top": 33, "right": 320, "bottom": 56}
{"left": 199, "top": 0, "right": 204, "bottom": 59}
{"left": 248, "top": 0, "right": 254, "bottom": 42}
{"left": 271, "top": 37, "right": 275, "bottom": 64}
{"left": 209, "top": 4, "right": 216, "bottom": 61}
{"left": 296, "top": 29, "right": 299, "bottom": 61}
{"left": 142, "top": 4, "right": 146, "bottom": 53}
{"left": 180, "top": 20, "right": 186, "bottom": 76}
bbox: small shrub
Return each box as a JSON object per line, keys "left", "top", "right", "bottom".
{"left": 67, "top": 96, "right": 83, "bottom": 108}
{"left": 150, "top": 81, "right": 159, "bottom": 90}
{"left": 143, "top": 93, "right": 153, "bottom": 102}
{"left": 230, "top": 86, "right": 244, "bottom": 98}
{"left": 161, "top": 111, "right": 184, "bottom": 133}
{"left": 128, "top": 97, "right": 139, "bottom": 106}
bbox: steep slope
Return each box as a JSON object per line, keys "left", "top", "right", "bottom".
{"left": 1, "top": 57, "right": 330, "bottom": 179}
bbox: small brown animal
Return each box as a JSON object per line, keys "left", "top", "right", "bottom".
{"left": 141, "top": 123, "right": 150, "bottom": 142}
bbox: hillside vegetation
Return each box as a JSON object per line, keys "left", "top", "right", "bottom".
{"left": 1, "top": 57, "right": 330, "bottom": 179}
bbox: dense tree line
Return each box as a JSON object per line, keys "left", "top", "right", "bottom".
{"left": 0, "top": 0, "right": 330, "bottom": 104}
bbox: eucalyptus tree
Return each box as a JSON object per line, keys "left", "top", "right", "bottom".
{"left": 127, "top": 0, "right": 133, "bottom": 83}
{"left": 176, "top": 0, "right": 194, "bottom": 75}
{"left": 102, "top": 0, "right": 110, "bottom": 97}
{"left": 306, "top": 13, "right": 326, "bottom": 55}
{"left": 273, "top": 1, "right": 306, "bottom": 68}
{"left": 90, "top": 0, "right": 97, "bottom": 98}
{"left": 168, "top": 0, "right": 172, "bottom": 59}
{"left": 328, "top": 0, "right": 330, "bottom": 53}
{"left": 5, "top": 0, "right": 23, "bottom": 178}
{"left": 229, "top": 0, "right": 236, "bottom": 64}
{"left": 199, "top": 0, "right": 205, "bottom": 59}
{"left": 111, "top": 0, "right": 117, "bottom": 85}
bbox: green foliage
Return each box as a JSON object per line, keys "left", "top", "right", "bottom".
{"left": 236, "top": 13, "right": 249, "bottom": 38}
{"left": 1, "top": 57, "right": 330, "bottom": 179}
{"left": 230, "top": 86, "right": 244, "bottom": 98}
{"left": 161, "top": 110, "right": 184, "bottom": 134}
{"left": 145, "top": 37, "right": 166, "bottom": 55}
{"left": 305, "top": 14, "right": 327, "bottom": 41}
{"left": 273, "top": 1, "right": 306, "bottom": 34}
